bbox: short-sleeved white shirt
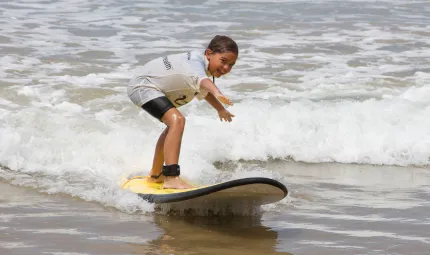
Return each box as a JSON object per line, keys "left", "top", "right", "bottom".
{"left": 128, "top": 50, "right": 213, "bottom": 107}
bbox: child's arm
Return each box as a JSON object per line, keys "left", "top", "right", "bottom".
{"left": 200, "top": 78, "right": 232, "bottom": 106}
{"left": 205, "top": 93, "right": 235, "bottom": 122}
{"left": 205, "top": 92, "right": 225, "bottom": 112}
{"left": 202, "top": 81, "right": 235, "bottom": 122}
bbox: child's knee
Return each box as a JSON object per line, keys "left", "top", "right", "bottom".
{"left": 171, "top": 115, "right": 186, "bottom": 128}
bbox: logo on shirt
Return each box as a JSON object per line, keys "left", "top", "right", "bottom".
{"left": 174, "top": 95, "right": 188, "bottom": 106}
{"left": 162, "top": 56, "right": 172, "bottom": 70}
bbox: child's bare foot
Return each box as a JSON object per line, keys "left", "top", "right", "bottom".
{"left": 162, "top": 177, "right": 193, "bottom": 189}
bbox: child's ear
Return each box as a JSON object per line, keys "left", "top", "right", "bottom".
{"left": 205, "top": 49, "right": 214, "bottom": 58}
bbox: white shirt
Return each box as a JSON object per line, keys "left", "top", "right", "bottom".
{"left": 128, "top": 50, "right": 213, "bottom": 107}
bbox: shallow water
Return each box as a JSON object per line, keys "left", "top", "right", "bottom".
{"left": 1, "top": 0, "right": 430, "bottom": 254}
{"left": 2, "top": 161, "right": 430, "bottom": 254}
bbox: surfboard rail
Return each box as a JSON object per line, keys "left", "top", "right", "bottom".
{"left": 123, "top": 176, "right": 288, "bottom": 204}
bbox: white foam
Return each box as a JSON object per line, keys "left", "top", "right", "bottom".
{"left": 44, "top": 253, "right": 88, "bottom": 255}
{"left": 87, "top": 235, "right": 151, "bottom": 243}
{"left": 53, "top": 102, "right": 83, "bottom": 114}
{"left": 21, "top": 228, "right": 85, "bottom": 235}
{"left": 291, "top": 212, "right": 418, "bottom": 223}
{"left": 1, "top": 0, "right": 430, "bottom": 219}
{"left": 2, "top": 83, "right": 430, "bottom": 212}
{"left": 297, "top": 240, "right": 363, "bottom": 249}
{"left": 274, "top": 222, "right": 430, "bottom": 243}
{"left": 0, "top": 242, "right": 36, "bottom": 249}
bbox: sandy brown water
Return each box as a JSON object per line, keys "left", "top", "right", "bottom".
{"left": 1, "top": 1, "right": 430, "bottom": 254}
{"left": 0, "top": 180, "right": 291, "bottom": 255}
{"left": 2, "top": 161, "right": 430, "bottom": 255}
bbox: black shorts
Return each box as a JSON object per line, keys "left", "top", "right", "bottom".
{"left": 141, "top": 96, "right": 175, "bottom": 121}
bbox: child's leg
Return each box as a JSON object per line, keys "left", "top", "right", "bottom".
{"left": 161, "top": 109, "right": 184, "bottom": 164}
{"left": 136, "top": 95, "right": 191, "bottom": 189}
{"left": 160, "top": 108, "right": 192, "bottom": 189}
{"left": 147, "top": 127, "right": 168, "bottom": 183}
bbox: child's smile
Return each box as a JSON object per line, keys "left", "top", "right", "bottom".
{"left": 206, "top": 51, "right": 238, "bottom": 78}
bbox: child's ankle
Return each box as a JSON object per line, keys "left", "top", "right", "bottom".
{"left": 149, "top": 171, "right": 162, "bottom": 179}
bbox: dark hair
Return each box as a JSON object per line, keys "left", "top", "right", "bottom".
{"left": 207, "top": 35, "right": 238, "bottom": 56}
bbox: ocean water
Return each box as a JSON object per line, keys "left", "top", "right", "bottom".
{"left": 1, "top": 0, "right": 430, "bottom": 254}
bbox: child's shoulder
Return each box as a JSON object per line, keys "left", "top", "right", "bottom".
{"left": 166, "top": 50, "right": 203, "bottom": 60}
{"left": 188, "top": 49, "right": 204, "bottom": 60}
{"left": 166, "top": 50, "right": 205, "bottom": 68}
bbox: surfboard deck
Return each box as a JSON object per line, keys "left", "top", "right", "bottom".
{"left": 121, "top": 176, "right": 288, "bottom": 205}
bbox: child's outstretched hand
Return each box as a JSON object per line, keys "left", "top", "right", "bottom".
{"left": 218, "top": 109, "right": 235, "bottom": 122}
{"left": 214, "top": 93, "right": 233, "bottom": 106}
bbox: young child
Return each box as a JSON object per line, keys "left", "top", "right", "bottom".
{"left": 127, "top": 35, "right": 238, "bottom": 189}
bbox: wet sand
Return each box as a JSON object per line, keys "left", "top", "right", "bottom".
{"left": 1, "top": 161, "right": 430, "bottom": 255}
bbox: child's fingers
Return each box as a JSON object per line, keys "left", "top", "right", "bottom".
{"left": 218, "top": 111, "right": 235, "bottom": 122}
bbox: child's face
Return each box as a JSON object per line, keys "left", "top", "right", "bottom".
{"left": 206, "top": 50, "right": 238, "bottom": 78}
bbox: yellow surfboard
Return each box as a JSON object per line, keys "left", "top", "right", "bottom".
{"left": 121, "top": 176, "right": 288, "bottom": 205}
